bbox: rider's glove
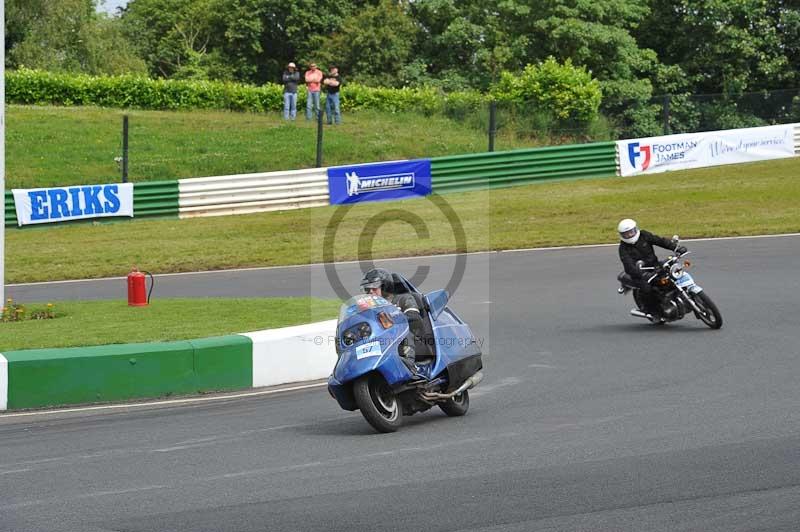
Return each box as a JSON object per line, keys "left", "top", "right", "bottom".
{"left": 675, "top": 246, "right": 688, "bottom": 255}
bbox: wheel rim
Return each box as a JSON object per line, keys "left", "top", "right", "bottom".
{"left": 369, "top": 378, "right": 399, "bottom": 421}
{"left": 451, "top": 392, "right": 466, "bottom": 406}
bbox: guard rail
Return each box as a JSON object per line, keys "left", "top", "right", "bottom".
{"left": 431, "top": 142, "right": 618, "bottom": 193}
{"left": 178, "top": 168, "right": 329, "bottom": 218}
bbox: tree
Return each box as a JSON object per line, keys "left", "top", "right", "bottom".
{"left": 637, "top": 0, "right": 794, "bottom": 95}
{"left": 522, "top": 1, "right": 660, "bottom": 133}
{"left": 5, "top": 0, "right": 146, "bottom": 75}
{"left": 120, "top": 0, "right": 226, "bottom": 79}
{"left": 409, "top": 0, "right": 531, "bottom": 90}
{"left": 307, "top": 0, "right": 418, "bottom": 86}
{"left": 121, "top": 0, "right": 357, "bottom": 83}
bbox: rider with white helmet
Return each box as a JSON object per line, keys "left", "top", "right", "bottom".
{"left": 617, "top": 219, "right": 687, "bottom": 319}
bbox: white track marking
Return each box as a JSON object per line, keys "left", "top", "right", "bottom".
{"left": 9, "top": 233, "right": 800, "bottom": 287}
{"left": 0, "top": 382, "right": 327, "bottom": 419}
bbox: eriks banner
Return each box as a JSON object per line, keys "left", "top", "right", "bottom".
{"left": 12, "top": 183, "right": 135, "bottom": 226}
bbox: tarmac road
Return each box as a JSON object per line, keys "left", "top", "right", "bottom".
{"left": 2, "top": 235, "right": 800, "bottom": 531}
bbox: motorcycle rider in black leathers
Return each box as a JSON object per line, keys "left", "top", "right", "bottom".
{"left": 617, "top": 218, "right": 687, "bottom": 319}
{"left": 360, "top": 268, "right": 426, "bottom": 379}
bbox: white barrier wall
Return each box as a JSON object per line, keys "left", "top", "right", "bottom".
{"left": 0, "top": 354, "right": 7, "bottom": 411}
{"left": 242, "top": 320, "right": 338, "bottom": 388}
{"left": 178, "top": 168, "right": 329, "bottom": 218}
{"left": 616, "top": 124, "right": 798, "bottom": 177}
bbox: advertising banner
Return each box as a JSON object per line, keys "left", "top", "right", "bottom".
{"left": 12, "top": 183, "right": 134, "bottom": 226}
{"left": 617, "top": 124, "right": 796, "bottom": 176}
{"left": 327, "top": 159, "right": 432, "bottom": 205}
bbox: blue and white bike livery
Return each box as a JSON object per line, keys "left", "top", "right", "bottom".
{"left": 328, "top": 273, "right": 483, "bottom": 433}
{"left": 618, "top": 237, "right": 723, "bottom": 329}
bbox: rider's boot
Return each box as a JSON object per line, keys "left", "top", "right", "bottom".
{"left": 400, "top": 354, "right": 426, "bottom": 381}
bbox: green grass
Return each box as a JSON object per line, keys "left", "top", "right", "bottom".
{"left": 5, "top": 105, "right": 538, "bottom": 188}
{"left": 0, "top": 298, "right": 341, "bottom": 351}
{"left": 6, "top": 157, "right": 800, "bottom": 284}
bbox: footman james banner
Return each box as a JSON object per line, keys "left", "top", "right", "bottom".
{"left": 328, "top": 159, "right": 432, "bottom": 205}
{"left": 617, "top": 124, "right": 796, "bottom": 177}
{"left": 12, "top": 183, "right": 134, "bottom": 226}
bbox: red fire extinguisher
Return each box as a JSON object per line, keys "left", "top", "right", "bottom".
{"left": 127, "top": 267, "right": 153, "bottom": 307}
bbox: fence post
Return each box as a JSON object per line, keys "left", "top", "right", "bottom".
{"left": 488, "top": 101, "right": 496, "bottom": 152}
{"left": 315, "top": 109, "right": 324, "bottom": 168}
{"left": 663, "top": 95, "right": 671, "bottom": 135}
{"left": 122, "top": 115, "right": 129, "bottom": 183}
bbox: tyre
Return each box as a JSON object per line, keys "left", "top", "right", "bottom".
{"left": 353, "top": 373, "right": 403, "bottom": 433}
{"left": 693, "top": 291, "right": 723, "bottom": 329}
{"left": 438, "top": 390, "right": 470, "bottom": 417}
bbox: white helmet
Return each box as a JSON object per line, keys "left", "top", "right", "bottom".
{"left": 617, "top": 218, "right": 640, "bottom": 244}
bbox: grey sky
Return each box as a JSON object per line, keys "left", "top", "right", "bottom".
{"left": 96, "top": 0, "right": 130, "bottom": 15}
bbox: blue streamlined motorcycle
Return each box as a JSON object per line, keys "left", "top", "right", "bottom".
{"left": 327, "top": 273, "right": 484, "bottom": 433}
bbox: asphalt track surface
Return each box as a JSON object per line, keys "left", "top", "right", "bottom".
{"left": 3, "top": 235, "right": 800, "bottom": 532}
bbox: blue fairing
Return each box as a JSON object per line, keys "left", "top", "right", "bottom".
{"left": 328, "top": 281, "right": 482, "bottom": 411}
{"left": 426, "top": 306, "right": 482, "bottom": 378}
{"left": 330, "top": 300, "right": 416, "bottom": 387}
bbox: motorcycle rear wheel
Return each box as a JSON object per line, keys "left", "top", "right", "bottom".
{"left": 354, "top": 374, "right": 403, "bottom": 433}
{"left": 438, "top": 390, "right": 470, "bottom": 417}
{"left": 693, "top": 292, "right": 723, "bottom": 329}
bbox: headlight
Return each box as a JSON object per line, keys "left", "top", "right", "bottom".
{"left": 341, "top": 322, "right": 372, "bottom": 347}
{"left": 357, "top": 322, "right": 372, "bottom": 339}
{"left": 669, "top": 263, "right": 683, "bottom": 279}
{"left": 342, "top": 330, "right": 358, "bottom": 347}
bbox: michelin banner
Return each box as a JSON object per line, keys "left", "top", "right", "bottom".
{"left": 12, "top": 183, "right": 134, "bottom": 226}
{"left": 328, "top": 159, "right": 432, "bottom": 205}
{"left": 617, "top": 124, "right": 797, "bottom": 177}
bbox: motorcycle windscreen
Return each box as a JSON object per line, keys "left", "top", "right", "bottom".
{"left": 338, "top": 294, "right": 392, "bottom": 321}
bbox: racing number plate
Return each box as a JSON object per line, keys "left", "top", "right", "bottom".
{"left": 675, "top": 272, "right": 703, "bottom": 293}
{"left": 355, "top": 341, "right": 382, "bottom": 360}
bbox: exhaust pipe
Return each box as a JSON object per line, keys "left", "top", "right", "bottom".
{"left": 630, "top": 309, "right": 653, "bottom": 320}
{"left": 420, "top": 371, "right": 483, "bottom": 401}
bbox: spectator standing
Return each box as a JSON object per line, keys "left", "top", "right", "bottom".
{"left": 304, "top": 63, "right": 323, "bottom": 120}
{"left": 323, "top": 66, "right": 343, "bottom": 125}
{"left": 282, "top": 62, "right": 300, "bottom": 120}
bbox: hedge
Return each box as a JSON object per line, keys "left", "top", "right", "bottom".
{"left": 6, "top": 68, "right": 487, "bottom": 114}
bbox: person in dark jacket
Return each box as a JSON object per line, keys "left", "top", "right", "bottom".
{"left": 282, "top": 62, "right": 300, "bottom": 120}
{"left": 617, "top": 218, "right": 686, "bottom": 318}
{"left": 323, "top": 66, "right": 342, "bottom": 125}
{"left": 360, "top": 268, "right": 426, "bottom": 379}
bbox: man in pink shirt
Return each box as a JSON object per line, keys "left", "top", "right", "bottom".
{"left": 304, "top": 63, "right": 323, "bottom": 120}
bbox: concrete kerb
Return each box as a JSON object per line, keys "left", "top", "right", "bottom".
{"left": 0, "top": 320, "right": 337, "bottom": 412}
{"left": 244, "top": 319, "right": 338, "bottom": 388}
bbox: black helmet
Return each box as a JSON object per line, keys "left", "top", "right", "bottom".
{"left": 359, "top": 268, "right": 393, "bottom": 294}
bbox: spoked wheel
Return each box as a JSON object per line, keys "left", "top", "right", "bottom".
{"left": 353, "top": 374, "right": 403, "bottom": 433}
{"left": 438, "top": 390, "right": 470, "bottom": 417}
{"left": 692, "top": 292, "right": 723, "bottom": 329}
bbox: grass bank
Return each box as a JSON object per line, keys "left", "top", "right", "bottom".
{"left": 0, "top": 298, "right": 340, "bottom": 351}
{"left": 5, "top": 157, "right": 800, "bottom": 284}
{"left": 5, "top": 105, "right": 536, "bottom": 188}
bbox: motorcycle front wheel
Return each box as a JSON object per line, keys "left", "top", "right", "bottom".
{"left": 354, "top": 373, "right": 403, "bottom": 433}
{"left": 438, "top": 390, "right": 470, "bottom": 417}
{"left": 693, "top": 292, "right": 723, "bottom": 329}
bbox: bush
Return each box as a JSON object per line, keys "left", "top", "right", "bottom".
{"left": 6, "top": 68, "right": 487, "bottom": 116}
{"left": 491, "top": 58, "right": 602, "bottom": 125}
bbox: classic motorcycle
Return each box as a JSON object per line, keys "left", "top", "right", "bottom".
{"left": 617, "top": 237, "right": 723, "bottom": 329}
{"left": 327, "top": 273, "right": 484, "bottom": 433}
